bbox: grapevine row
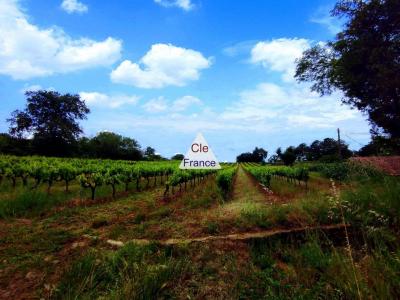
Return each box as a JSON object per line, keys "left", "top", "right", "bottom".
{"left": 0, "top": 155, "right": 178, "bottom": 199}
{"left": 243, "top": 164, "right": 309, "bottom": 188}
{"left": 163, "top": 163, "right": 238, "bottom": 199}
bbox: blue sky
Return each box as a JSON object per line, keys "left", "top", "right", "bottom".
{"left": 0, "top": 0, "right": 371, "bottom": 161}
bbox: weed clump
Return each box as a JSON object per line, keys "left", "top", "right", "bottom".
{"left": 55, "top": 242, "right": 189, "bottom": 299}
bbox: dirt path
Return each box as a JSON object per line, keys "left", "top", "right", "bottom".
{"left": 232, "top": 165, "right": 268, "bottom": 203}
{"left": 106, "top": 223, "right": 349, "bottom": 246}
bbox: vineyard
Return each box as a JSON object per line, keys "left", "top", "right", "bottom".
{"left": 0, "top": 156, "right": 238, "bottom": 216}
{"left": 0, "top": 155, "right": 399, "bottom": 299}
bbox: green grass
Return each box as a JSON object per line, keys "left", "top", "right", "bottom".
{"left": 0, "top": 224, "right": 75, "bottom": 271}
{"left": 0, "top": 177, "right": 164, "bottom": 219}
{"left": 341, "top": 176, "right": 400, "bottom": 228}
{"left": 0, "top": 190, "right": 67, "bottom": 218}
{"left": 1, "top": 162, "right": 400, "bottom": 299}
{"left": 203, "top": 220, "right": 219, "bottom": 234}
{"left": 238, "top": 232, "right": 400, "bottom": 299}
{"left": 55, "top": 242, "right": 189, "bottom": 299}
{"left": 239, "top": 202, "right": 272, "bottom": 228}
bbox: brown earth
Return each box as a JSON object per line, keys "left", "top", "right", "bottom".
{"left": 351, "top": 156, "right": 400, "bottom": 176}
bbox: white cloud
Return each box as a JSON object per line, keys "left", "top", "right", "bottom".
{"left": 171, "top": 95, "right": 202, "bottom": 111}
{"left": 222, "top": 40, "right": 257, "bottom": 57}
{"left": 132, "top": 79, "right": 362, "bottom": 133}
{"left": 111, "top": 43, "right": 211, "bottom": 88}
{"left": 154, "top": 0, "right": 194, "bottom": 11}
{"left": 0, "top": 0, "right": 121, "bottom": 80}
{"left": 244, "top": 38, "right": 365, "bottom": 130}
{"left": 311, "top": 6, "right": 343, "bottom": 35}
{"left": 79, "top": 92, "right": 140, "bottom": 108}
{"left": 250, "top": 38, "right": 311, "bottom": 82}
{"left": 20, "top": 84, "right": 56, "bottom": 93}
{"left": 105, "top": 76, "right": 364, "bottom": 135}
{"left": 142, "top": 96, "right": 168, "bottom": 113}
{"left": 20, "top": 84, "right": 42, "bottom": 93}
{"left": 142, "top": 95, "right": 203, "bottom": 113}
{"left": 221, "top": 81, "right": 360, "bottom": 130}
{"left": 61, "top": 0, "right": 88, "bottom": 14}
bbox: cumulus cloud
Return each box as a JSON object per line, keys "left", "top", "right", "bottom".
{"left": 142, "top": 95, "right": 202, "bottom": 113}
{"left": 142, "top": 96, "right": 168, "bottom": 113}
{"left": 154, "top": 0, "right": 193, "bottom": 11}
{"left": 0, "top": 0, "right": 121, "bottom": 80}
{"left": 133, "top": 78, "right": 361, "bottom": 133}
{"left": 110, "top": 43, "right": 211, "bottom": 88}
{"left": 250, "top": 38, "right": 311, "bottom": 82}
{"left": 79, "top": 92, "right": 140, "bottom": 108}
{"left": 171, "top": 95, "right": 202, "bottom": 111}
{"left": 221, "top": 81, "right": 360, "bottom": 130}
{"left": 61, "top": 0, "right": 88, "bottom": 14}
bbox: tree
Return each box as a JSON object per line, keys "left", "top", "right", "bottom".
{"left": 294, "top": 143, "right": 309, "bottom": 161}
{"left": 0, "top": 133, "right": 32, "bottom": 155}
{"left": 268, "top": 154, "right": 279, "bottom": 164}
{"left": 8, "top": 90, "right": 89, "bottom": 156}
{"left": 295, "top": 0, "right": 400, "bottom": 140}
{"left": 236, "top": 147, "right": 268, "bottom": 163}
{"left": 357, "top": 136, "right": 400, "bottom": 156}
{"left": 144, "top": 146, "right": 164, "bottom": 161}
{"left": 90, "top": 132, "right": 142, "bottom": 160}
{"left": 120, "top": 137, "right": 142, "bottom": 160}
{"left": 144, "top": 146, "right": 156, "bottom": 157}
{"left": 252, "top": 147, "right": 268, "bottom": 162}
{"left": 276, "top": 147, "right": 282, "bottom": 158}
{"left": 308, "top": 138, "right": 353, "bottom": 161}
{"left": 77, "top": 137, "right": 95, "bottom": 158}
{"left": 277, "top": 146, "right": 297, "bottom": 166}
{"left": 171, "top": 153, "right": 184, "bottom": 160}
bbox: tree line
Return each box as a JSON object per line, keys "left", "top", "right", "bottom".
{"left": 0, "top": 90, "right": 164, "bottom": 161}
{"left": 0, "top": 131, "right": 166, "bottom": 161}
{"left": 236, "top": 135, "right": 400, "bottom": 165}
{"left": 236, "top": 138, "right": 353, "bottom": 165}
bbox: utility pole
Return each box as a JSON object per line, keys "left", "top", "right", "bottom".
{"left": 337, "top": 128, "right": 342, "bottom": 160}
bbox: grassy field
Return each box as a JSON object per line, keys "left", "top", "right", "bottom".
{"left": 0, "top": 160, "right": 399, "bottom": 299}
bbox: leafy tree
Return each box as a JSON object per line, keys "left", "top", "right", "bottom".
{"left": 236, "top": 152, "right": 254, "bottom": 163}
{"left": 77, "top": 137, "right": 95, "bottom": 158}
{"left": 276, "top": 147, "right": 282, "bottom": 158}
{"left": 171, "top": 153, "right": 184, "bottom": 160}
{"left": 357, "top": 136, "right": 400, "bottom": 156}
{"left": 308, "top": 138, "right": 353, "bottom": 161}
{"left": 144, "top": 146, "right": 156, "bottom": 158}
{"left": 120, "top": 137, "right": 142, "bottom": 160}
{"left": 252, "top": 147, "right": 268, "bottom": 162}
{"left": 268, "top": 154, "right": 279, "bottom": 164}
{"left": 0, "top": 133, "right": 32, "bottom": 155}
{"left": 236, "top": 147, "right": 268, "bottom": 163}
{"left": 295, "top": 0, "right": 400, "bottom": 140}
{"left": 90, "top": 132, "right": 122, "bottom": 159}
{"left": 277, "top": 146, "right": 297, "bottom": 166}
{"left": 90, "top": 132, "right": 142, "bottom": 160}
{"left": 8, "top": 90, "right": 89, "bottom": 156}
{"left": 143, "top": 146, "right": 165, "bottom": 161}
{"left": 294, "top": 143, "right": 309, "bottom": 161}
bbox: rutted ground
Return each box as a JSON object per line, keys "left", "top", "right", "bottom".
{"left": 0, "top": 166, "right": 336, "bottom": 299}
{"left": 98, "top": 166, "right": 282, "bottom": 242}
{"left": 97, "top": 166, "right": 332, "bottom": 243}
{"left": 111, "top": 223, "right": 349, "bottom": 246}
